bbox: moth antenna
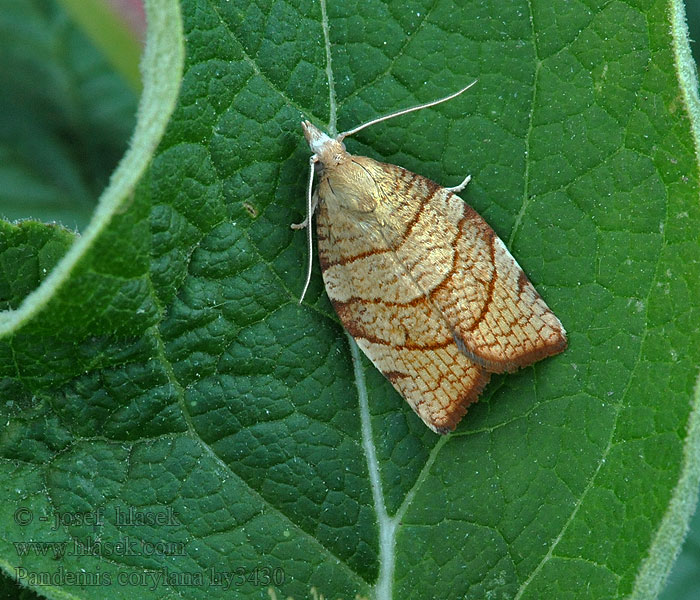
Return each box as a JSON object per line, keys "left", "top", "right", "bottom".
{"left": 337, "top": 79, "right": 478, "bottom": 141}
{"left": 298, "top": 155, "right": 319, "bottom": 304}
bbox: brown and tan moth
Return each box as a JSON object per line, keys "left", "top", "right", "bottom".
{"left": 293, "top": 83, "right": 567, "bottom": 434}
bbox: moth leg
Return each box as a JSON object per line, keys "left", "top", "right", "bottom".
{"left": 290, "top": 191, "right": 319, "bottom": 229}
{"left": 446, "top": 173, "right": 471, "bottom": 193}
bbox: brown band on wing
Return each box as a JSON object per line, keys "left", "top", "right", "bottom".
{"left": 384, "top": 370, "right": 409, "bottom": 384}
{"left": 398, "top": 179, "right": 440, "bottom": 242}
{"left": 462, "top": 227, "right": 497, "bottom": 332}
{"left": 321, "top": 175, "right": 439, "bottom": 268}
{"left": 360, "top": 337, "right": 492, "bottom": 434}
{"left": 517, "top": 269, "right": 530, "bottom": 294}
{"left": 326, "top": 207, "right": 468, "bottom": 310}
{"left": 332, "top": 295, "right": 454, "bottom": 351}
{"left": 429, "top": 369, "right": 491, "bottom": 434}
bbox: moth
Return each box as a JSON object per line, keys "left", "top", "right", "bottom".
{"left": 293, "top": 83, "right": 567, "bottom": 434}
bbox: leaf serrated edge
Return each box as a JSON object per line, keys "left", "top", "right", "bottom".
{"left": 0, "top": 0, "right": 184, "bottom": 335}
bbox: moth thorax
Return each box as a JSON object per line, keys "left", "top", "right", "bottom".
{"left": 323, "top": 159, "right": 379, "bottom": 216}
{"left": 301, "top": 120, "right": 347, "bottom": 165}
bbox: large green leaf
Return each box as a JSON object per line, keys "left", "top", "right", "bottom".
{"left": 1, "top": 0, "right": 699, "bottom": 598}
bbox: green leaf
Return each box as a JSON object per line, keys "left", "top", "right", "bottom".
{"left": 1, "top": 0, "right": 700, "bottom": 598}
{"left": 0, "top": 220, "right": 76, "bottom": 311}
{"left": 0, "top": 0, "right": 138, "bottom": 229}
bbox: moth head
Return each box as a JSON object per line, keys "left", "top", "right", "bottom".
{"left": 302, "top": 121, "right": 347, "bottom": 165}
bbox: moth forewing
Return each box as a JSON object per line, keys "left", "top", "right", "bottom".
{"left": 295, "top": 86, "right": 567, "bottom": 433}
